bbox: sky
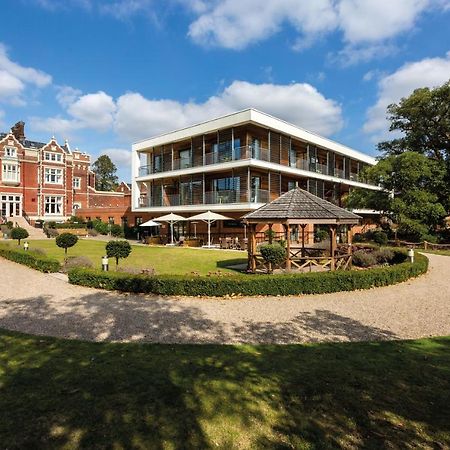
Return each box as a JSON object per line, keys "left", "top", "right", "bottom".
{"left": 0, "top": 0, "right": 449, "bottom": 181}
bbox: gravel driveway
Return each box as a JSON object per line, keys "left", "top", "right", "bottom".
{"left": 0, "top": 253, "right": 449, "bottom": 344}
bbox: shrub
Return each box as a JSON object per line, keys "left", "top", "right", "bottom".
{"left": 0, "top": 244, "right": 60, "bottom": 273}
{"left": 353, "top": 233, "right": 364, "bottom": 243}
{"left": 56, "top": 233, "right": 79, "bottom": 257}
{"left": 315, "top": 228, "right": 329, "bottom": 242}
{"left": 11, "top": 227, "right": 29, "bottom": 245}
{"left": 46, "top": 228, "right": 59, "bottom": 238}
{"left": 352, "top": 250, "right": 377, "bottom": 268}
{"left": 46, "top": 221, "right": 57, "bottom": 229}
{"left": 397, "top": 219, "right": 429, "bottom": 242}
{"left": 63, "top": 256, "right": 93, "bottom": 272}
{"left": 105, "top": 240, "right": 132, "bottom": 267}
{"left": 373, "top": 248, "right": 395, "bottom": 265}
{"left": 54, "top": 223, "right": 86, "bottom": 229}
{"left": 94, "top": 220, "right": 109, "bottom": 235}
{"left": 110, "top": 224, "right": 124, "bottom": 237}
{"left": 88, "top": 228, "right": 98, "bottom": 237}
{"left": 68, "top": 251, "right": 428, "bottom": 297}
{"left": 372, "top": 230, "right": 388, "bottom": 246}
{"left": 30, "top": 248, "right": 47, "bottom": 256}
{"left": 259, "top": 243, "right": 286, "bottom": 273}
{"left": 5, "top": 221, "right": 13, "bottom": 229}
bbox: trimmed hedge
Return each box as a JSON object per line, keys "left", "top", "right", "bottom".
{"left": 68, "top": 251, "right": 428, "bottom": 297}
{"left": 0, "top": 245, "right": 60, "bottom": 273}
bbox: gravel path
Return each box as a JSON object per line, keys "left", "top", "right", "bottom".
{"left": 0, "top": 253, "right": 449, "bottom": 344}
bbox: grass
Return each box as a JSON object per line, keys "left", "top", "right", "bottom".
{"left": 24, "top": 239, "right": 247, "bottom": 275}
{"left": 0, "top": 330, "right": 449, "bottom": 449}
{"left": 422, "top": 249, "right": 450, "bottom": 257}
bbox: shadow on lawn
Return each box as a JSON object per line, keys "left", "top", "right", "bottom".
{"left": 0, "top": 330, "right": 449, "bottom": 449}
{"left": 0, "top": 293, "right": 449, "bottom": 448}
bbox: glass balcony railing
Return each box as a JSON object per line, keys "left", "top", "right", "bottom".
{"left": 137, "top": 146, "right": 367, "bottom": 184}
{"left": 137, "top": 188, "right": 270, "bottom": 209}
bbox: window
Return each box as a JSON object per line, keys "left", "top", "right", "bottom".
{"left": 135, "top": 217, "right": 143, "bottom": 226}
{"left": 179, "top": 149, "right": 192, "bottom": 169}
{"left": 45, "top": 196, "right": 63, "bottom": 215}
{"left": 73, "top": 177, "right": 81, "bottom": 189}
{"left": 44, "top": 152, "right": 63, "bottom": 162}
{"left": 2, "top": 164, "right": 19, "bottom": 182}
{"left": 45, "top": 168, "right": 63, "bottom": 184}
{"left": 5, "top": 147, "right": 17, "bottom": 158}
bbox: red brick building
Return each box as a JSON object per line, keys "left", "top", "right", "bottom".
{"left": 0, "top": 121, "right": 134, "bottom": 225}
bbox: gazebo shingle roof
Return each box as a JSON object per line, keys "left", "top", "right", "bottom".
{"left": 243, "top": 188, "right": 361, "bottom": 223}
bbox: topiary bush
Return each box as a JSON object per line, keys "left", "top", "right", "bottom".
{"left": 11, "top": 227, "right": 29, "bottom": 245}
{"left": 56, "top": 232, "right": 79, "bottom": 258}
{"left": 93, "top": 220, "right": 109, "bottom": 235}
{"left": 259, "top": 243, "right": 286, "bottom": 273}
{"left": 106, "top": 240, "right": 132, "bottom": 268}
{"left": 68, "top": 251, "right": 428, "bottom": 297}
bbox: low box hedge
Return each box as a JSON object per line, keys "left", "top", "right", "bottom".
{"left": 0, "top": 244, "right": 61, "bottom": 273}
{"left": 68, "top": 251, "right": 428, "bottom": 297}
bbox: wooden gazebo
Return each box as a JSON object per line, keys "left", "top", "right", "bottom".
{"left": 243, "top": 188, "right": 361, "bottom": 273}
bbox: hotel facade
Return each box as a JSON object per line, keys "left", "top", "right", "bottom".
{"left": 132, "top": 109, "right": 379, "bottom": 237}
{"left": 0, "top": 121, "right": 133, "bottom": 225}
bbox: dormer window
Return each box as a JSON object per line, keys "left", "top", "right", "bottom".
{"left": 44, "top": 152, "right": 63, "bottom": 163}
{"left": 5, "top": 147, "right": 17, "bottom": 158}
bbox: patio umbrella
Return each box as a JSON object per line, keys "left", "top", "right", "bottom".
{"left": 139, "top": 219, "right": 161, "bottom": 227}
{"left": 188, "top": 211, "right": 231, "bottom": 248}
{"left": 153, "top": 213, "right": 186, "bottom": 245}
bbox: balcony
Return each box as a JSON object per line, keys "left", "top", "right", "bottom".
{"left": 138, "top": 188, "right": 270, "bottom": 209}
{"left": 137, "top": 146, "right": 367, "bottom": 185}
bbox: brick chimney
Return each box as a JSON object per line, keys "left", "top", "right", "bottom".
{"left": 11, "top": 121, "right": 25, "bottom": 141}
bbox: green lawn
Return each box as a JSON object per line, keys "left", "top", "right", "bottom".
{"left": 26, "top": 239, "right": 247, "bottom": 275}
{"left": 0, "top": 330, "right": 449, "bottom": 449}
{"left": 422, "top": 249, "right": 450, "bottom": 257}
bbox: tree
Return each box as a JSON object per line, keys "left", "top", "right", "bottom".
{"left": 105, "top": 240, "right": 132, "bottom": 268}
{"left": 11, "top": 227, "right": 29, "bottom": 245}
{"left": 56, "top": 233, "right": 79, "bottom": 259}
{"left": 377, "top": 80, "right": 450, "bottom": 210}
{"left": 346, "top": 152, "right": 447, "bottom": 240}
{"left": 92, "top": 155, "right": 119, "bottom": 191}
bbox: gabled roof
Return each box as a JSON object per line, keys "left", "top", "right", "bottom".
{"left": 243, "top": 188, "right": 361, "bottom": 224}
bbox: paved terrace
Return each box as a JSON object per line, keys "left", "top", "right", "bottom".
{"left": 0, "top": 253, "right": 449, "bottom": 344}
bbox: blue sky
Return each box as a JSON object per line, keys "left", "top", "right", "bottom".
{"left": 1, "top": 0, "right": 449, "bottom": 181}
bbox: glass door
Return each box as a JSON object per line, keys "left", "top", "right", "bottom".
{"left": 251, "top": 176, "right": 261, "bottom": 202}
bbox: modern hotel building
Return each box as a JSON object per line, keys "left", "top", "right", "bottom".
{"left": 132, "top": 109, "right": 379, "bottom": 236}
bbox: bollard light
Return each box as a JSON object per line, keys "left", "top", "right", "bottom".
{"left": 23, "top": 241, "right": 29, "bottom": 251}
{"left": 407, "top": 248, "right": 414, "bottom": 264}
{"left": 102, "top": 255, "right": 109, "bottom": 271}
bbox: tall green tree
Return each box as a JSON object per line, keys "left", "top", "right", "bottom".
{"left": 377, "top": 80, "right": 450, "bottom": 211}
{"left": 346, "top": 152, "right": 447, "bottom": 239}
{"left": 92, "top": 155, "right": 119, "bottom": 191}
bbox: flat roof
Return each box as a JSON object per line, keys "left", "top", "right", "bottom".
{"left": 132, "top": 108, "right": 376, "bottom": 165}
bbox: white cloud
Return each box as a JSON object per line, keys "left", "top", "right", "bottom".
{"left": 33, "top": 90, "right": 116, "bottom": 136}
{"left": 186, "top": 0, "right": 448, "bottom": 63}
{"left": 114, "top": 80, "right": 343, "bottom": 141}
{"left": 101, "top": 148, "right": 132, "bottom": 169}
{"left": 364, "top": 52, "right": 450, "bottom": 139}
{"left": 68, "top": 91, "right": 116, "bottom": 131}
{"left": 0, "top": 43, "right": 51, "bottom": 105}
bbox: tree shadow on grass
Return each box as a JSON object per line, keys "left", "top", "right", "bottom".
{"left": 0, "top": 292, "right": 449, "bottom": 448}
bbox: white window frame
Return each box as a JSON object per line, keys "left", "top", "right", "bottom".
{"left": 44, "top": 152, "right": 63, "bottom": 163}
{"left": 2, "top": 163, "right": 20, "bottom": 182}
{"left": 5, "top": 147, "right": 17, "bottom": 158}
{"left": 44, "top": 167, "right": 63, "bottom": 184}
{"left": 44, "top": 196, "right": 63, "bottom": 215}
{"left": 73, "top": 177, "right": 81, "bottom": 189}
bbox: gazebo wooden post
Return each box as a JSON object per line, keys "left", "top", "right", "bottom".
{"left": 285, "top": 222, "right": 291, "bottom": 272}
{"left": 301, "top": 224, "right": 307, "bottom": 258}
{"left": 329, "top": 224, "right": 337, "bottom": 271}
{"left": 268, "top": 223, "right": 273, "bottom": 244}
{"left": 347, "top": 225, "right": 354, "bottom": 254}
{"left": 250, "top": 224, "right": 257, "bottom": 273}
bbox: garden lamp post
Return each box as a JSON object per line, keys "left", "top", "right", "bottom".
{"left": 102, "top": 255, "right": 109, "bottom": 271}
{"left": 23, "top": 241, "right": 29, "bottom": 251}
